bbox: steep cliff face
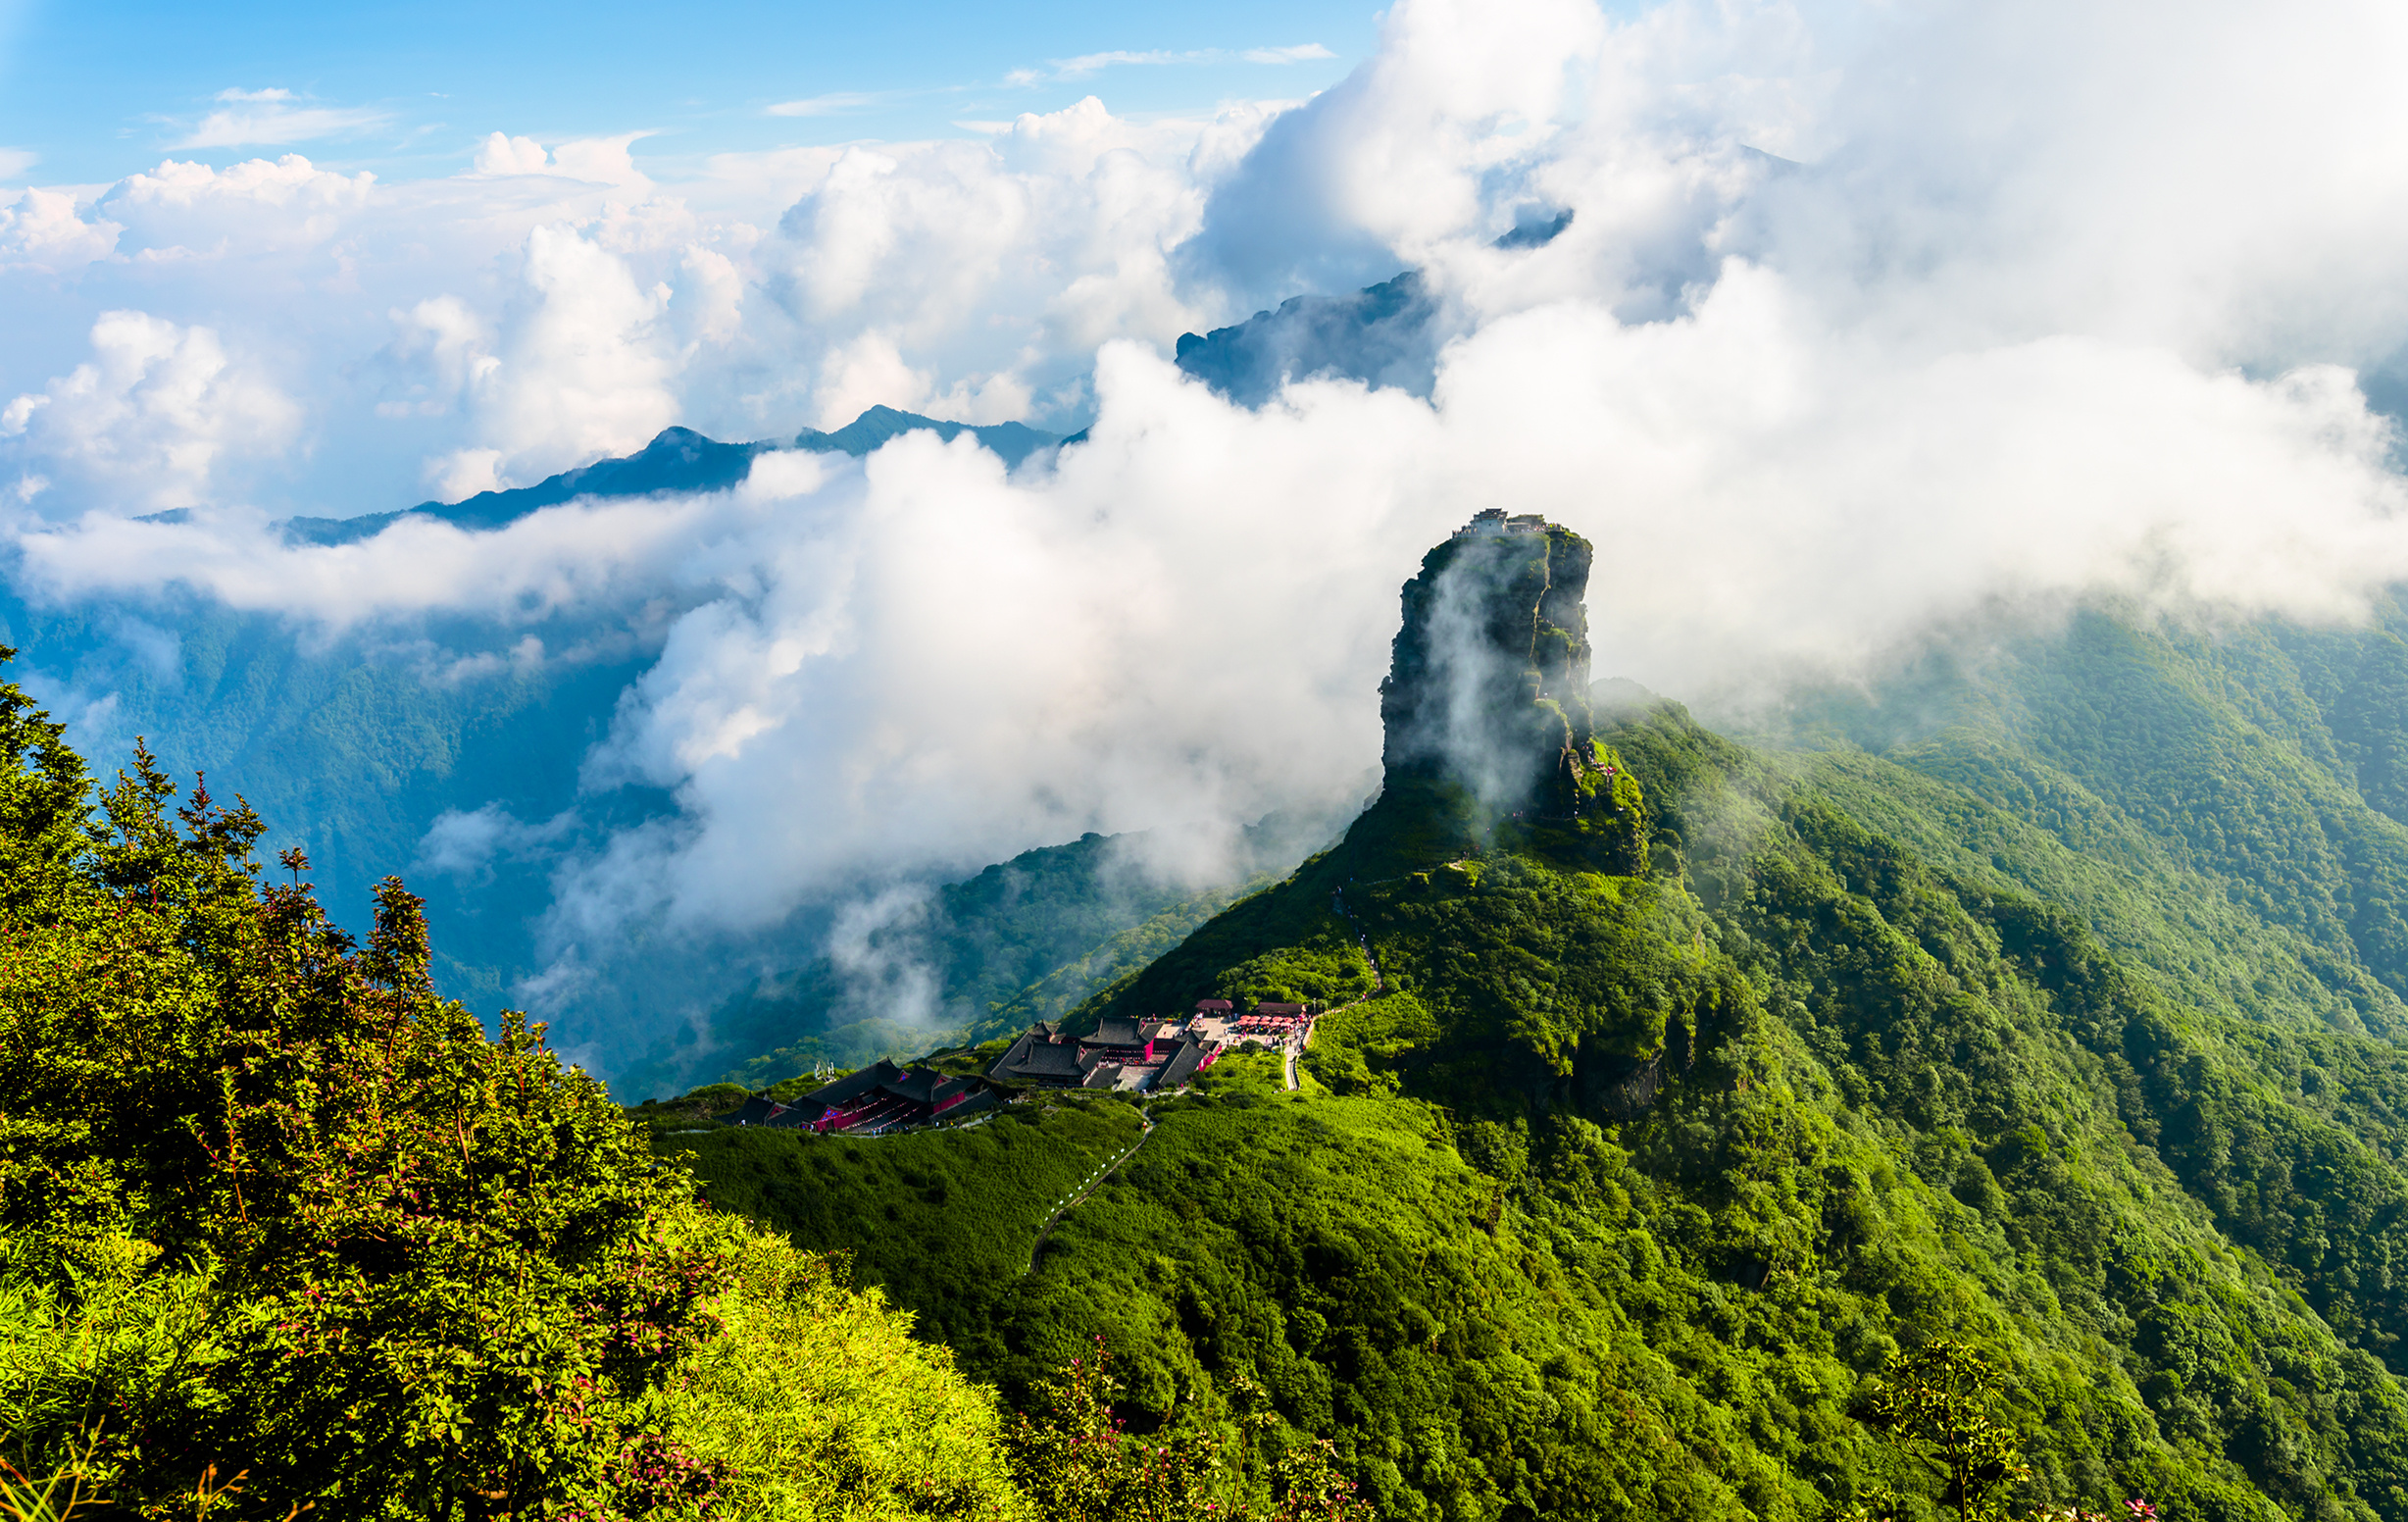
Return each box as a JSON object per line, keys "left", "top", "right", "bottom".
{"left": 1378, "top": 524, "right": 1600, "bottom": 818}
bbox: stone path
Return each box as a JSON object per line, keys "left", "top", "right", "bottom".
{"left": 1025, "top": 1106, "right": 1155, "bottom": 1275}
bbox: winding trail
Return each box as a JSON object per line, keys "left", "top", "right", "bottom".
{"left": 1030, "top": 891, "right": 1387, "bottom": 1259}
{"left": 1025, "top": 1106, "right": 1156, "bottom": 1275}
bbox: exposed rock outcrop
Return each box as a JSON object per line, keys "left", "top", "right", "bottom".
{"left": 1378, "top": 521, "right": 1602, "bottom": 818}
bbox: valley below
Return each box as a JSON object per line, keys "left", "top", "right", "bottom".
{"left": 18, "top": 511, "right": 2408, "bottom": 1520}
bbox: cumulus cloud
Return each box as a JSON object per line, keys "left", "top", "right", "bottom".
{"left": 0, "top": 188, "right": 120, "bottom": 271}
{"left": 102, "top": 154, "right": 376, "bottom": 255}
{"left": 757, "top": 94, "right": 1239, "bottom": 422}
{"left": 473, "top": 133, "right": 554, "bottom": 177}
{"left": 539, "top": 382, "right": 1421, "bottom": 951}
{"left": 375, "top": 295, "right": 498, "bottom": 421}
{"left": 18, "top": 0, "right": 2408, "bottom": 1074}
{"left": 2, "top": 310, "right": 299, "bottom": 510}
{"left": 471, "top": 131, "right": 652, "bottom": 187}
{"left": 1180, "top": 0, "right": 1604, "bottom": 301}
{"left": 394, "top": 224, "right": 687, "bottom": 491}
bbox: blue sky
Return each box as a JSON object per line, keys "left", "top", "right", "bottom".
{"left": 0, "top": 0, "right": 1379, "bottom": 184}
{"left": 9, "top": 0, "right": 2408, "bottom": 1049}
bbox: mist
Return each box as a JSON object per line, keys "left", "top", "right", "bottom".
{"left": 10, "top": 0, "right": 2408, "bottom": 1078}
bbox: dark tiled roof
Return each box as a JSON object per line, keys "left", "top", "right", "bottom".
{"left": 988, "top": 1031, "right": 1087, "bottom": 1083}
{"left": 1157, "top": 1038, "right": 1210, "bottom": 1089}
{"left": 1253, "top": 1001, "right": 1307, "bottom": 1017}
{"left": 878, "top": 1068, "right": 964, "bottom": 1106}
{"left": 729, "top": 1094, "right": 817, "bottom": 1129}
{"left": 728, "top": 1095, "right": 783, "bottom": 1126}
{"left": 1084, "top": 1015, "right": 1151, "bottom": 1047}
{"left": 1029, "top": 1043, "right": 1087, "bottom": 1077}
{"left": 1195, "top": 998, "right": 1234, "bottom": 1012}
{"left": 945, "top": 1089, "right": 1000, "bottom": 1121}
{"left": 802, "top": 1059, "right": 909, "bottom": 1109}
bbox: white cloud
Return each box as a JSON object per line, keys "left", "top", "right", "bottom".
{"left": 1243, "top": 44, "right": 1337, "bottom": 64}
{"left": 1035, "top": 43, "right": 1338, "bottom": 80}
{"left": 470, "top": 131, "right": 652, "bottom": 187}
{"left": 415, "top": 802, "right": 572, "bottom": 878}
{"left": 1054, "top": 51, "right": 1190, "bottom": 76}
{"left": 0, "top": 148, "right": 36, "bottom": 181}
{"left": 1179, "top": 0, "right": 1603, "bottom": 300}
{"left": 0, "top": 187, "right": 120, "bottom": 271}
{"left": 473, "top": 132, "right": 553, "bottom": 176}
{"left": 673, "top": 245, "right": 745, "bottom": 349}
{"left": 758, "top": 95, "right": 1227, "bottom": 424}
{"left": 175, "top": 91, "right": 390, "bottom": 150}
{"left": 1, "top": 310, "right": 298, "bottom": 510}
{"left": 474, "top": 224, "right": 679, "bottom": 480}
{"left": 16, "top": 482, "right": 714, "bottom": 625}
{"left": 17, "top": 0, "right": 2408, "bottom": 1071}
{"left": 386, "top": 224, "right": 687, "bottom": 491}
{"left": 426, "top": 446, "right": 506, "bottom": 500}
{"left": 811, "top": 332, "right": 929, "bottom": 428}
{"left": 375, "top": 294, "right": 498, "bottom": 420}
{"left": 766, "top": 93, "right": 881, "bottom": 118}
{"left": 102, "top": 155, "right": 376, "bottom": 256}
{"left": 543, "top": 386, "right": 1420, "bottom": 944}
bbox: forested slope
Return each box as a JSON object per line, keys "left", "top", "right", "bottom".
{"left": 0, "top": 655, "right": 1029, "bottom": 1519}
{"left": 1781, "top": 600, "right": 2408, "bottom": 1039}
{"left": 676, "top": 545, "right": 2408, "bottom": 1520}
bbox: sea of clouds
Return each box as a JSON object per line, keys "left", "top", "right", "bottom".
{"left": 8, "top": 0, "right": 2408, "bottom": 1066}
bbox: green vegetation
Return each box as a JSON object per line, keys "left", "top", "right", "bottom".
{"left": 677, "top": 605, "right": 2408, "bottom": 1519}
{"left": 665, "top": 1096, "right": 1148, "bottom": 1362}
{"left": 674, "top": 828, "right": 1312, "bottom": 1102}
{"left": 46, "top": 499, "right": 2408, "bottom": 1520}
{"left": 1001, "top": 1341, "right": 1372, "bottom": 1522}
{"left": 0, "top": 654, "right": 1027, "bottom": 1519}
{"left": 1854, "top": 1341, "right": 2032, "bottom": 1522}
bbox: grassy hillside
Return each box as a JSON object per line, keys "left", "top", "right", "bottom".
{"left": 677, "top": 662, "right": 2408, "bottom": 1519}
{"left": 664, "top": 1095, "right": 1149, "bottom": 1365}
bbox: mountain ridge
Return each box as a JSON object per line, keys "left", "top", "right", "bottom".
{"left": 276, "top": 405, "right": 1068, "bottom": 547}
{"left": 666, "top": 519, "right": 2408, "bottom": 1520}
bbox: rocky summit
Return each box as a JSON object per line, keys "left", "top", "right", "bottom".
{"left": 1380, "top": 508, "right": 1601, "bottom": 819}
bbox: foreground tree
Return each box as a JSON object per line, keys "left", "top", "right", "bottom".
{"left": 1859, "top": 1339, "right": 2030, "bottom": 1522}
{"left": 0, "top": 653, "right": 1026, "bottom": 1520}
{"left": 1003, "top": 1341, "right": 1370, "bottom": 1522}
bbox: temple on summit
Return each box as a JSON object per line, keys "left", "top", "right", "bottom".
{"left": 986, "top": 997, "right": 1321, "bottom": 1093}
{"left": 727, "top": 1059, "right": 995, "bottom": 1136}
{"left": 720, "top": 994, "right": 1323, "bottom": 1138}
{"left": 1450, "top": 507, "right": 1549, "bottom": 538}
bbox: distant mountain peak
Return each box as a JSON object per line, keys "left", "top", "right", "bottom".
{"left": 793, "top": 406, "right": 1062, "bottom": 466}
{"left": 276, "top": 408, "right": 1066, "bottom": 548}
{"left": 1171, "top": 212, "right": 1573, "bottom": 408}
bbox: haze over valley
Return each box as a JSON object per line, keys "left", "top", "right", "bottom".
{"left": 16, "top": 0, "right": 2408, "bottom": 1515}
